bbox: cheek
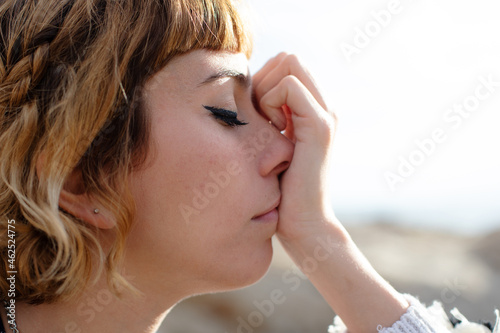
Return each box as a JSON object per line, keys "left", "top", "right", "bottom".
{"left": 170, "top": 141, "right": 250, "bottom": 227}
{"left": 128, "top": 121, "right": 274, "bottom": 290}
{"left": 130, "top": 119, "right": 255, "bottom": 243}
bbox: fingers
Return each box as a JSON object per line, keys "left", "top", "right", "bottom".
{"left": 282, "top": 105, "right": 295, "bottom": 142}
{"left": 252, "top": 52, "right": 287, "bottom": 89}
{"left": 253, "top": 52, "right": 336, "bottom": 146}
{"left": 259, "top": 75, "right": 334, "bottom": 144}
{"left": 253, "top": 53, "right": 328, "bottom": 111}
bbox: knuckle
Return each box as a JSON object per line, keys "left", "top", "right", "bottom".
{"left": 328, "top": 109, "right": 338, "bottom": 122}
{"left": 276, "top": 51, "right": 289, "bottom": 59}
{"left": 285, "top": 53, "right": 300, "bottom": 65}
{"left": 318, "top": 124, "right": 333, "bottom": 145}
{"left": 315, "top": 112, "right": 337, "bottom": 144}
{"left": 284, "top": 54, "right": 304, "bottom": 70}
{"left": 281, "top": 74, "right": 300, "bottom": 87}
{"left": 323, "top": 115, "right": 337, "bottom": 141}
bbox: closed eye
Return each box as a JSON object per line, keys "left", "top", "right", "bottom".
{"left": 203, "top": 105, "right": 248, "bottom": 127}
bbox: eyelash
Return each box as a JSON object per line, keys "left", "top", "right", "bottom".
{"left": 203, "top": 105, "right": 248, "bottom": 127}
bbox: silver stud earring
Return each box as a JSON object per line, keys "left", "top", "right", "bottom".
{"left": 94, "top": 209, "right": 100, "bottom": 214}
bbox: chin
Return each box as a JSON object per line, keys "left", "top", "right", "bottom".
{"left": 219, "top": 238, "right": 274, "bottom": 292}
{"left": 239, "top": 239, "right": 273, "bottom": 288}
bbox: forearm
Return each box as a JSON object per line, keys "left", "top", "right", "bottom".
{"left": 278, "top": 219, "right": 408, "bottom": 333}
{"left": 253, "top": 53, "right": 408, "bottom": 332}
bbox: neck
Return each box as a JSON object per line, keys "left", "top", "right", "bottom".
{"left": 1, "top": 275, "right": 188, "bottom": 333}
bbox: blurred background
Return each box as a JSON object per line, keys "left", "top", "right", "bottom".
{"left": 160, "top": 0, "right": 500, "bottom": 332}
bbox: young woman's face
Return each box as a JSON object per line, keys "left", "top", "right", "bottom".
{"left": 126, "top": 50, "right": 294, "bottom": 295}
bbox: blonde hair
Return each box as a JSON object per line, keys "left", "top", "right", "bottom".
{"left": 0, "top": 0, "right": 252, "bottom": 305}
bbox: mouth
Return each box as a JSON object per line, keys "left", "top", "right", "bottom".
{"left": 252, "top": 196, "right": 281, "bottom": 223}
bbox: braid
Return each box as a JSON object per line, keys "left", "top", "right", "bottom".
{"left": 0, "top": 0, "right": 253, "bottom": 305}
{"left": 0, "top": 0, "right": 143, "bottom": 305}
{"left": 0, "top": 0, "right": 73, "bottom": 108}
{"left": 1, "top": 52, "right": 33, "bottom": 107}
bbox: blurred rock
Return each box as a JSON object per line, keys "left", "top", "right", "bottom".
{"left": 472, "top": 229, "right": 500, "bottom": 272}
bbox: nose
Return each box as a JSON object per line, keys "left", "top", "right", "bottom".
{"left": 256, "top": 122, "right": 294, "bottom": 177}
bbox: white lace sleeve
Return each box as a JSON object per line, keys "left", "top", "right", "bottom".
{"left": 327, "top": 294, "right": 499, "bottom": 333}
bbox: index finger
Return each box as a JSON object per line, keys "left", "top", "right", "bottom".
{"left": 252, "top": 52, "right": 288, "bottom": 90}
{"left": 254, "top": 54, "right": 328, "bottom": 111}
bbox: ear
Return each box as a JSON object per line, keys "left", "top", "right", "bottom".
{"left": 37, "top": 153, "right": 115, "bottom": 230}
{"left": 59, "top": 187, "right": 116, "bottom": 230}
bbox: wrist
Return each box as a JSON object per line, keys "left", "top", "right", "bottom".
{"left": 276, "top": 214, "right": 352, "bottom": 265}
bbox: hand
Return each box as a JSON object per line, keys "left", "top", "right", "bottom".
{"left": 253, "top": 52, "right": 338, "bottom": 242}
{"left": 253, "top": 53, "right": 409, "bottom": 333}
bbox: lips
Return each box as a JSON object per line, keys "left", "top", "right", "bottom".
{"left": 252, "top": 196, "right": 281, "bottom": 221}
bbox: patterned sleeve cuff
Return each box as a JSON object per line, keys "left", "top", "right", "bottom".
{"left": 328, "top": 294, "right": 499, "bottom": 333}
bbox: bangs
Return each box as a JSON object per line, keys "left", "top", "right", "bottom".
{"left": 0, "top": 0, "right": 253, "bottom": 304}
{"left": 159, "top": 0, "right": 253, "bottom": 63}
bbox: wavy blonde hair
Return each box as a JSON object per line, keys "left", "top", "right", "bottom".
{"left": 0, "top": 0, "right": 252, "bottom": 305}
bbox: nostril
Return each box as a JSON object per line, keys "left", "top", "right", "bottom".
{"left": 275, "top": 161, "right": 290, "bottom": 175}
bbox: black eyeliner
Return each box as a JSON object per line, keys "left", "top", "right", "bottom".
{"left": 203, "top": 105, "right": 248, "bottom": 127}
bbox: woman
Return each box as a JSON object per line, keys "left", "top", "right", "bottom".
{"left": 0, "top": 0, "right": 496, "bottom": 332}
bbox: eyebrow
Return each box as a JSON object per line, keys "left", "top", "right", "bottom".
{"left": 198, "top": 69, "right": 251, "bottom": 89}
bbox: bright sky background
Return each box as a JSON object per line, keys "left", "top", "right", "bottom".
{"left": 246, "top": 0, "right": 500, "bottom": 234}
